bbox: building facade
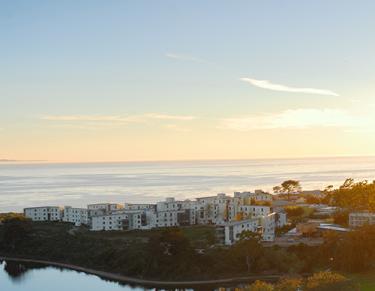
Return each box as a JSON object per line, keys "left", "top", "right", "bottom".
{"left": 63, "top": 206, "right": 88, "bottom": 226}
{"left": 90, "top": 210, "right": 146, "bottom": 231}
{"left": 23, "top": 189, "right": 285, "bottom": 242}
{"left": 24, "top": 206, "right": 63, "bottom": 222}
{"left": 349, "top": 212, "right": 375, "bottom": 228}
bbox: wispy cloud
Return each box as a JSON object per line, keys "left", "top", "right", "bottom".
{"left": 240, "top": 78, "right": 339, "bottom": 96}
{"left": 165, "top": 53, "right": 213, "bottom": 65}
{"left": 42, "top": 115, "right": 133, "bottom": 122}
{"left": 42, "top": 114, "right": 197, "bottom": 133}
{"left": 42, "top": 113, "right": 196, "bottom": 123}
{"left": 219, "top": 108, "right": 367, "bottom": 131}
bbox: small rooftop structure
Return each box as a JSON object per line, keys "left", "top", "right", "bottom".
{"left": 317, "top": 223, "right": 350, "bottom": 232}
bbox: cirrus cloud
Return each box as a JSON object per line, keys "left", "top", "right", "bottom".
{"left": 240, "top": 78, "right": 339, "bottom": 97}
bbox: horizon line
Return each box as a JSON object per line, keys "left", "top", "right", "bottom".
{"left": 1, "top": 154, "right": 374, "bottom": 165}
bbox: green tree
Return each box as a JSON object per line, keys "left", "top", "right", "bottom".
{"left": 327, "top": 179, "right": 375, "bottom": 211}
{"left": 333, "top": 225, "right": 375, "bottom": 272}
{"left": 281, "top": 180, "right": 301, "bottom": 201}
{"left": 0, "top": 212, "right": 25, "bottom": 223}
{"left": 284, "top": 206, "right": 304, "bottom": 217}
{"left": 144, "top": 228, "right": 198, "bottom": 278}
{"left": 274, "top": 180, "right": 301, "bottom": 201}
{"left": 273, "top": 186, "right": 282, "bottom": 194}
{"left": 232, "top": 231, "right": 263, "bottom": 273}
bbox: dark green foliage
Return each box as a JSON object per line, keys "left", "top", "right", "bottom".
{"left": 0, "top": 216, "right": 32, "bottom": 251}
{"left": 326, "top": 178, "right": 375, "bottom": 211}
{"left": 0, "top": 218, "right": 374, "bottom": 280}
{"left": 274, "top": 180, "right": 302, "bottom": 201}
{"left": 284, "top": 207, "right": 304, "bottom": 218}
{"left": 0, "top": 222, "right": 307, "bottom": 280}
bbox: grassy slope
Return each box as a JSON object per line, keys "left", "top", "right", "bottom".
{"left": 349, "top": 272, "right": 375, "bottom": 291}
{"left": 0, "top": 222, "right": 219, "bottom": 280}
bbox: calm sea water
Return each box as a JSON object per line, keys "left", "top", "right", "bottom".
{"left": 1, "top": 157, "right": 375, "bottom": 212}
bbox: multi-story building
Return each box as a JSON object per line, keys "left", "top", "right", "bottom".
{"left": 234, "top": 191, "right": 273, "bottom": 204}
{"left": 63, "top": 206, "right": 88, "bottom": 226}
{"left": 154, "top": 210, "right": 179, "bottom": 227}
{"left": 254, "top": 190, "right": 273, "bottom": 201}
{"left": 260, "top": 212, "right": 277, "bottom": 241}
{"left": 87, "top": 203, "right": 123, "bottom": 212}
{"left": 196, "top": 193, "right": 233, "bottom": 224}
{"left": 24, "top": 206, "right": 63, "bottom": 222}
{"left": 216, "top": 212, "right": 277, "bottom": 245}
{"left": 349, "top": 212, "right": 375, "bottom": 228}
{"left": 275, "top": 212, "right": 287, "bottom": 228}
{"left": 90, "top": 210, "right": 146, "bottom": 231}
{"left": 156, "top": 198, "right": 197, "bottom": 226}
{"left": 124, "top": 203, "right": 156, "bottom": 211}
{"left": 216, "top": 218, "right": 261, "bottom": 245}
{"left": 236, "top": 205, "right": 271, "bottom": 219}
{"left": 22, "top": 190, "right": 285, "bottom": 241}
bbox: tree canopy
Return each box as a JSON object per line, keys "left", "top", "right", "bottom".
{"left": 273, "top": 180, "right": 302, "bottom": 200}
{"left": 325, "top": 178, "right": 375, "bottom": 211}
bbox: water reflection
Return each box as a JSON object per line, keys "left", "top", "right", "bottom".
{"left": 1, "top": 261, "right": 49, "bottom": 283}
{"left": 0, "top": 260, "right": 242, "bottom": 291}
{"left": 3, "top": 260, "right": 29, "bottom": 281}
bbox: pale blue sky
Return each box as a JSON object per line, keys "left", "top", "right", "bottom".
{"left": 1, "top": 1, "right": 375, "bottom": 161}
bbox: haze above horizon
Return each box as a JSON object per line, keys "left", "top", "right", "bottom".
{"left": 1, "top": 1, "right": 375, "bottom": 162}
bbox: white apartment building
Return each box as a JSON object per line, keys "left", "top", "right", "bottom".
{"left": 216, "top": 218, "right": 261, "bottom": 245}
{"left": 24, "top": 206, "right": 63, "bottom": 222}
{"left": 124, "top": 203, "right": 156, "bottom": 211}
{"left": 154, "top": 210, "right": 179, "bottom": 227}
{"left": 237, "top": 205, "right": 271, "bottom": 219}
{"left": 91, "top": 210, "right": 145, "bottom": 231}
{"left": 349, "top": 212, "right": 375, "bottom": 228}
{"left": 87, "top": 203, "right": 123, "bottom": 212}
{"left": 275, "top": 212, "right": 287, "bottom": 228}
{"left": 22, "top": 190, "right": 285, "bottom": 241}
{"left": 216, "top": 212, "right": 277, "bottom": 245}
{"left": 88, "top": 208, "right": 106, "bottom": 218}
{"left": 260, "top": 212, "right": 277, "bottom": 241}
{"left": 254, "top": 190, "right": 273, "bottom": 201}
{"left": 63, "top": 206, "right": 88, "bottom": 226}
{"left": 196, "top": 193, "right": 233, "bottom": 224}
{"left": 156, "top": 198, "right": 197, "bottom": 226}
{"left": 156, "top": 197, "right": 183, "bottom": 211}
{"left": 234, "top": 191, "right": 273, "bottom": 203}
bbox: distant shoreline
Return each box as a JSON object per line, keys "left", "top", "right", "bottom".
{"left": 0, "top": 155, "right": 373, "bottom": 165}
{"left": 0, "top": 256, "right": 282, "bottom": 287}
{"left": 0, "top": 159, "right": 47, "bottom": 163}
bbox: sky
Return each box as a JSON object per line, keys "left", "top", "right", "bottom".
{"left": 1, "top": 0, "right": 375, "bottom": 162}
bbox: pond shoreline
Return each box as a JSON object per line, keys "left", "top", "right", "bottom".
{"left": 0, "top": 256, "right": 283, "bottom": 287}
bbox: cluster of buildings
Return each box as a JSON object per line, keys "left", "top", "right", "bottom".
{"left": 24, "top": 190, "right": 287, "bottom": 245}
{"left": 349, "top": 212, "right": 375, "bottom": 228}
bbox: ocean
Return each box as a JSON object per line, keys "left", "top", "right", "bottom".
{"left": 1, "top": 156, "right": 375, "bottom": 212}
